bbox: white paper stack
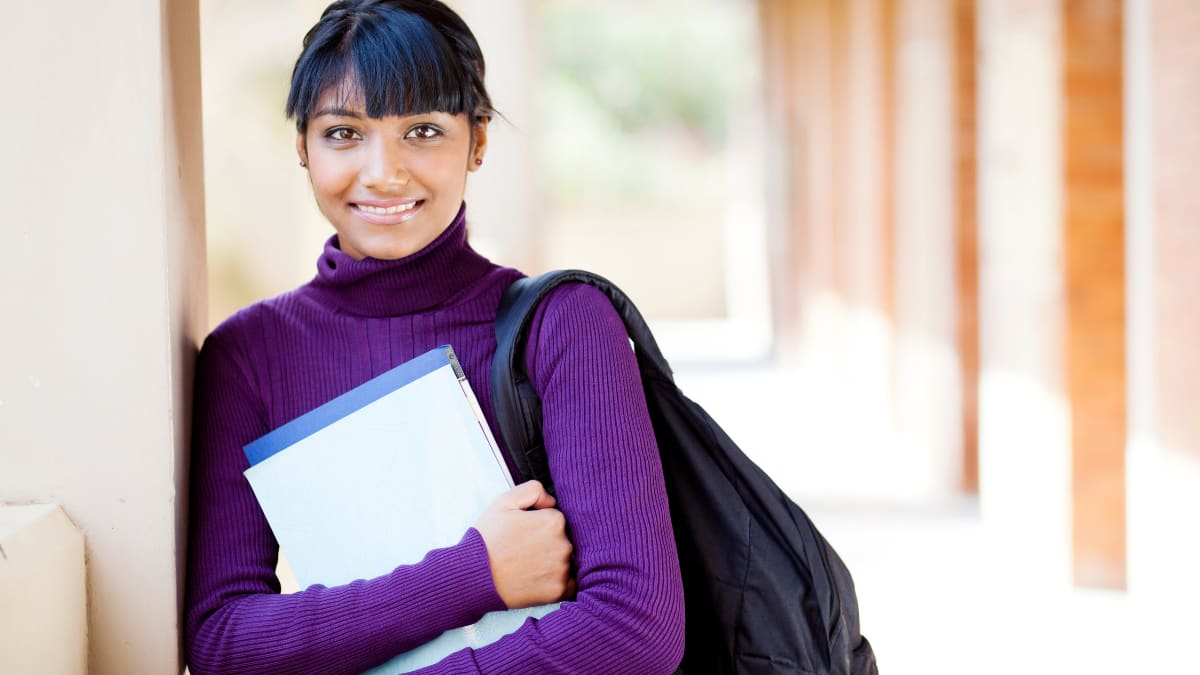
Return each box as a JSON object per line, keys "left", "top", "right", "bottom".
{"left": 243, "top": 345, "right": 558, "bottom": 674}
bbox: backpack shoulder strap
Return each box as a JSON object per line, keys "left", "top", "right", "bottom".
{"left": 491, "top": 269, "right": 673, "bottom": 496}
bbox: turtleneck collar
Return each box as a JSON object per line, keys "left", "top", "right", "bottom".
{"left": 303, "top": 203, "right": 496, "bottom": 317}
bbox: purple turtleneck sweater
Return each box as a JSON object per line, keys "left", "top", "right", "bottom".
{"left": 184, "top": 205, "right": 684, "bottom": 674}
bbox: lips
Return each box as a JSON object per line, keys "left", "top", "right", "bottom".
{"left": 351, "top": 199, "right": 424, "bottom": 224}
{"left": 356, "top": 202, "right": 418, "bottom": 215}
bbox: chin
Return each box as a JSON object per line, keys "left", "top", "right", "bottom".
{"left": 359, "top": 235, "right": 431, "bottom": 261}
{"left": 369, "top": 248, "right": 414, "bottom": 261}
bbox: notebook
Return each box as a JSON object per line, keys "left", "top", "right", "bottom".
{"left": 243, "top": 345, "right": 559, "bottom": 673}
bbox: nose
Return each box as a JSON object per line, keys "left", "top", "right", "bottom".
{"left": 360, "top": 137, "right": 410, "bottom": 191}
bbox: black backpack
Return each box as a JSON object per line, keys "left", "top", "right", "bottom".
{"left": 491, "top": 270, "right": 878, "bottom": 675}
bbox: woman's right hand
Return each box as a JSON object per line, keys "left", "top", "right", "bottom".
{"left": 473, "top": 480, "right": 575, "bottom": 609}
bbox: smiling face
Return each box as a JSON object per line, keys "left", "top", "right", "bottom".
{"left": 297, "top": 89, "right": 487, "bottom": 261}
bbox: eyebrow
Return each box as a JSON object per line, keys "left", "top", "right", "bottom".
{"left": 312, "top": 107, "right": 365, "bottom": 119}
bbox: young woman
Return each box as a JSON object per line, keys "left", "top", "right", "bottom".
{"left": 184, "top": 1, "right": 684, "bottom": 673}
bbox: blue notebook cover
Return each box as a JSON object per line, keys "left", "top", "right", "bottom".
{"left": 243, "top": 345, "right": 558, "bottom": 673}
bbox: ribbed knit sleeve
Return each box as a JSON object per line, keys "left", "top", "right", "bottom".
{"left": 184, "top": 320, "right": 506, "bottom": 675}
{"left": 412, "top": 284, "right": 685, "bottom": 674}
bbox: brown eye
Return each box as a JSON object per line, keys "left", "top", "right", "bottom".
{"left": 325, "top": 127, "right": 361, "bottom": 142}
{"left": 405, "top": 124, "right": 442, "bottom": 140}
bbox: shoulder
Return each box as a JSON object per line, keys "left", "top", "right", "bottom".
{"left": 202, "top": 300, "right": 264, "bottom": 362}
{"left": 198, "top": 286, "right": 303, "bottom": 393}
{"left": 196, "top": 304, "right": 263, "bottom": 405}
{"left": 522, "top": 279, "right": 633, "bottom": 386}
{"left": 530, "top": 281, "right": 624, "bottom": 339}
{"left": 202, "top": 285, "right": 312, "bottom": 359}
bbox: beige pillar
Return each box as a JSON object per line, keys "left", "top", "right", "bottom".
{"left": 759, "top": 0, "right": 806, "bottom": 350}
{"left": 761, "top": 0, "right": 843, "bottom": 358}
{"left": 833, "top": 0, "right": 895, "bottom": 429}
{"left": 1125, "top": 0, "right": 1200, "bottom": 608}
{"left": 1146, "top": 1, "right": 1200, "bottom": 491}
{"left": 892, "top": 0, "right": 962, "bottom": 497}
{"left": 793, "top": 0, "right": 841, "bottom": 357}
{"left": 977, "top": 0, "right": 1071, "bottom": 586}
{"left": 0, "top": 1, "right": 206, "bottom": 672}
{"left": 833, "top": 0, "right": 890, "bottom": 316}
{"left": 452, "top": 0, "right": 540, "bottom": 272}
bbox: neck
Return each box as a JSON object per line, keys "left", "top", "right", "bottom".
{"left": 303, "top": 203, "right": 495, "bottom": 316}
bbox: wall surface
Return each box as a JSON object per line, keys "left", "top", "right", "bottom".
{"left": 0, "top": 1, "right": 206, "bottom": 672}
{"left": 0, "top": 505, "right": 87, "bottom": 674}
{"left": 893, "top": 0, "right": 963, "bottom": 497}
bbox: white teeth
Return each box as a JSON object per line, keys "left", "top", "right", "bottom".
{"left": 358, "top": 202, "right": 416, "bottom": 215}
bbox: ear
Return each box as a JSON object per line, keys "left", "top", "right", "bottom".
{"left": 296, "top": 132, "right": 308, "bottom": 168}
{"left": 468, "top": 117, "right": 489, "bottom": 172}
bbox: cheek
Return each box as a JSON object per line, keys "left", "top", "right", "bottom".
{"left": 413, "top": 153, "right": 469, "bottom": 191}
{"left": 308, "top": 155, "right": 355, "bottom": 202}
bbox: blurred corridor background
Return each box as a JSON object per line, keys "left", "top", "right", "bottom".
{"left": 199, "top": 1, "right": 1198, "bottom": 672}
{"left": 3, "top": 0, "right": 1198, "bottom": 672}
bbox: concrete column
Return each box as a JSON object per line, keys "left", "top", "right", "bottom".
{"left": 1063, "top": 0, "right": 1126, "bottom": 590}
{"left": 759, "top": 0, "right": 805, "bottom": 350}
{"left": 760, "top": 0, "right": 843, "bottom": 358}
{"left": 977, "top": 0, "right": 1071, "bottom": 586}
{"left": 1125, "top": 0, "right": 1200, "bottom": 609}
{"left": 452, "top": 0, "right": 540, "bottom": 271}
{"left": 792, "top": 0, "right": 841, "bottom": 358}
{"left": 760, "top": 0, "right": 847, "bottom": 359}
{"left": 834, "top": 0, "right": 895, "bottom": 429}
{"left": 833, "top": 0, "right": 889, "bottom": 314}
{"left": 953, "top": 0, "right": 981, "bottom": 494}
{"left": 881, "top": 0, "right": 899, "bottom": 334}
{"left": 0, "top": 1, "right": 206, "bottom": 672}
{"left": 892, "top": 0, "right": 962, "bottom": 497}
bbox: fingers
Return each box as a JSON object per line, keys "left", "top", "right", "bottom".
{"left": 528, "top": 487, "right": 557, "bottom": 511}
{"left": 495, "top": 480, "right": 556, "bottom": 511}
{"left": 524, "top": 503, "right": 568, "bottom": 537}
{"left": 474, "top": 493, "right": 575, "bottom": 608}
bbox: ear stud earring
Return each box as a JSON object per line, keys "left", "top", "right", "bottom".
{"left": 300, "top": 160, "right": 307, "bottom": 168}
{"left": 475, "top": 158, "right": 483, "bottom": 166}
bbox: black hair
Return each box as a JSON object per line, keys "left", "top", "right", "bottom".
{"left": 285, "top": 0, "right": 493, "bottom": 132}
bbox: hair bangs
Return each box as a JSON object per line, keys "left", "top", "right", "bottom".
{"left": 286, "top": 3, "right": 477, "bottom": 131}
